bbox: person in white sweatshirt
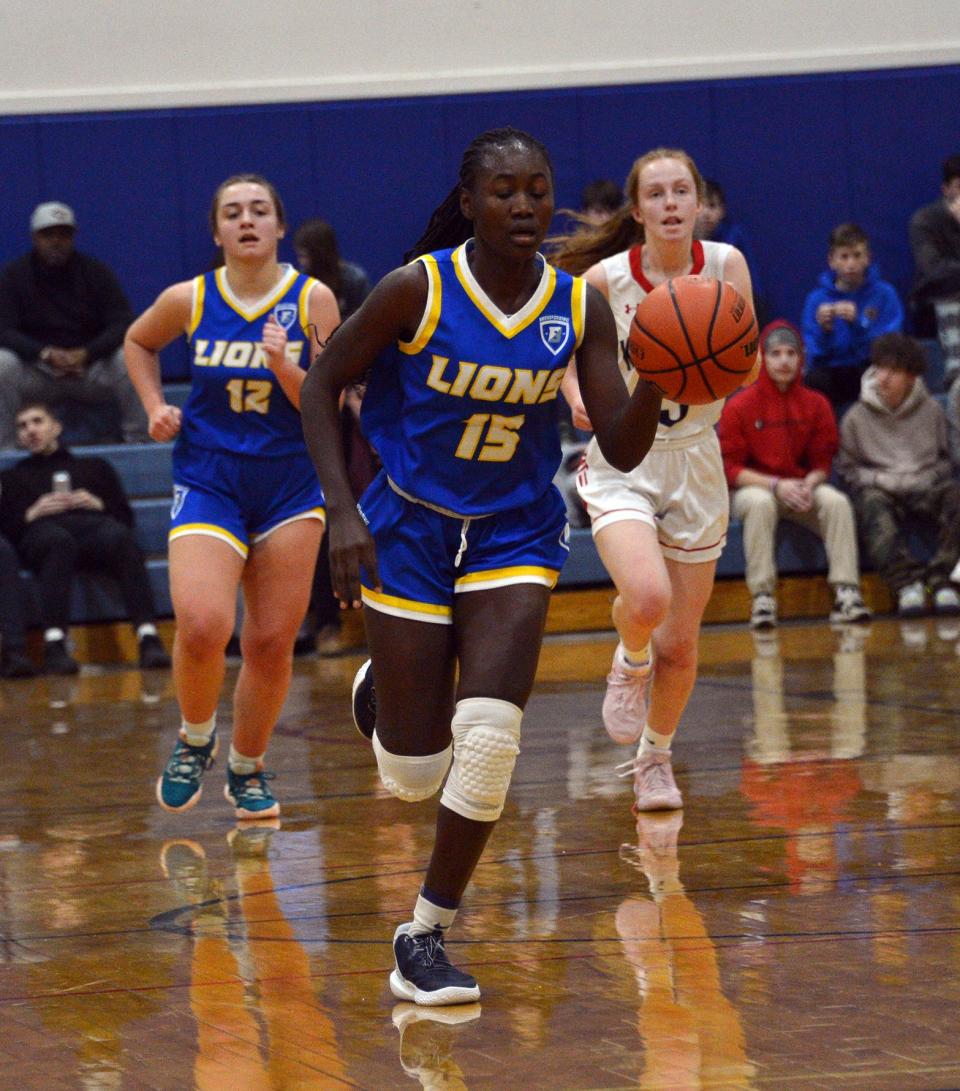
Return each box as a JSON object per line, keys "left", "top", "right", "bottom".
{"left": 837, "top": 332, "right": 960, "bottom": 617}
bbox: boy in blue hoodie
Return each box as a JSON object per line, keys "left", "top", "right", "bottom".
{"left": 801, "top": 223, "right": 903, "bottom": 411}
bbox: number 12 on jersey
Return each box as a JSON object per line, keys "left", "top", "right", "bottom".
{"left": 455, "top": 413, "right": 525, "bottom": 462}
{"left": 226, "top": 379, "right": 271, "bottom": 415}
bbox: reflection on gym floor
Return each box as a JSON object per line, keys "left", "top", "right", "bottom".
{"left": 2, "top": 617, "right": 960, "bottom": 1088}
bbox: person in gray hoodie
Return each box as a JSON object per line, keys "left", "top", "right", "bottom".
{"left": 837, "top": 332, "right": 960, "bottom": 617}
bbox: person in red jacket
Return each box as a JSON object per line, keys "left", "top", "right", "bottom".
{"left": 718, "top": 320, "right": 870, "bottom": 629}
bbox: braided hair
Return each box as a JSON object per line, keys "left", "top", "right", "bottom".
{"left": 404, "top": 127, "right": 554, "bottom": 263}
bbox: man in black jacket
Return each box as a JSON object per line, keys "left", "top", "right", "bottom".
{"left": 0, "top": 202, "right": 148, "bottom": 448}
{"left": 0, "top": 402, "right": 170, "bottom": 674}
{"left": 909, "top": 154, "right": 960, "bottom": 389}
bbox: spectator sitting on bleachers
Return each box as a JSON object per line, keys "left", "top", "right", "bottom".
{"left": 0, "top": 202, "right": 148, "bottom": 449}
{"left": 578, "top": 178, "right": 625, "bottom": 225}
{"left": 0, "top": 531, "right": 38, "bottom": 678}
{"left": 836, "top": 333, "right": 960, "bottom": 619}
{"left": 718, "top": 320, "right": 870, "bottom": 630}
{"left": 695, "top": 178, "right": 767, "bottom": 325}
{"left": 909, "top": 153, "right": 960, "bottom": 390}
{"left": 801, "top": 222, "right": 904, "bottom": 413}
{"left": 0, "top": 402, "right": 170, "bottom": 674}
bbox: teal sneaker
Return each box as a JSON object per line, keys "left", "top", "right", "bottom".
{"left": 224, "top": 768, "right": 280, "bottom": 820}
{"left": 156, "top": 731, "right": 218, "bottom": 812}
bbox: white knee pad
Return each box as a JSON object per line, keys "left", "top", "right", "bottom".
{"left": 440, "top": 697, "right": 523, "bottom": 822}
{"left": 372, "top": 730, "right": 452, "bottom": 803}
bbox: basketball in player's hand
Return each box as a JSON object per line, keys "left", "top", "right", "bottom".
{"left": 627, "top": 275, "right": 758, "bottom": 405}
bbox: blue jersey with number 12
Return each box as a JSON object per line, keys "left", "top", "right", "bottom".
{"left": 360, "top": 242, "right": 585, "bottom": 517}
{"left": 179, "top": 264, "right": 318, "bottom": 458}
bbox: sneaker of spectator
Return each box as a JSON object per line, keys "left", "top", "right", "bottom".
{"left": 750, "top": 593, "right": 777, "bottom": 630}
{"left": 43, "top": 638, "right": 79, "bottom": 676}
{"left": 898, "top": 581, "right": 927, "bottom": 618}
{"left": 138, "top": 631, "right": 171, "bottom": 669}
{"left": 932, "top": 584, "right": 960, "bottom": 615}
{"left": 830, "top": 584, "right": 872, "bottom": 624}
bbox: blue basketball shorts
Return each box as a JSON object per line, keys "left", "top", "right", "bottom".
{"left": 357, "top": 472, "right": 569, "bottom": 624}
{"left": 169, "top": 444, "right": 325, "bottom": 559}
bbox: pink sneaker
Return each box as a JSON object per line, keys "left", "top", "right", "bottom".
{"left": 631, "top": 749, "right": 682, "bottom": 812}
{"left": 602, "top": 644, "right": 652, "bottom": 744}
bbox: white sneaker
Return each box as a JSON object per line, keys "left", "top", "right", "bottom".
{"left": 897, "top": 581, "right": 927, "bottom": 618}
{"left": 933, "top": 584, "right": 960, "bottom": 616}
{"left": 601, "top": 644, "right": 652, "bottom": 745}
{"left": 830, "top": 584, "right": 872, "bottom": 624}
{"left": 750, "top": 593, "right": 777, "bottom": 630}
{"left": 622, "top": 748, "right": 683, "bottom": 812}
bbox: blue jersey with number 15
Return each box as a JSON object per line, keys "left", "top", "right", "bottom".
{"left": 360, "top": 243, "right": 585, "bottom": 517}
{"left": 179, "top": 264, "right": 318, "bottom": 458}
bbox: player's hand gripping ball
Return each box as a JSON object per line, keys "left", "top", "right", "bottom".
{"left": 627, "top": 275, "right": 758, "bottom": 404}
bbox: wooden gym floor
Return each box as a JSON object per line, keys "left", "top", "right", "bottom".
{"left": 2, "top": 597, "right": 959, "bottom": 1089}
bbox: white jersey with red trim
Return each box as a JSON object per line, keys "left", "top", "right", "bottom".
{"left": 600, "top": 239, "right": 734, "bottom": 446}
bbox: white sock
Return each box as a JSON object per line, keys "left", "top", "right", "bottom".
{"left": 136, "top": 623, "right": 158, "bottom": 640}
{"left": 181, "top": 713, "right": 216, "bottom": 747}
{"left": 408, "top": 889, "right": 459, "bottom": 936}
{"left": 44, "top": 628, "right": 65, "bottom": 644}
{"left": 639, "top": 726, "right": 674, "bottom": 754}
{"left": 229, "top": 745, "right": 263, "bottom": 775}
{"left": 622, "top": 643, "right": 651, "bottom": 669}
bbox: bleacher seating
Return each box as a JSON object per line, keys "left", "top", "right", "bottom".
{"left": 2, "top": 348, "right": 949, "bottom": 627}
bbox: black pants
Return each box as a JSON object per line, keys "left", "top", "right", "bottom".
{"left": 0, "top": 533, "right": 29, "bottom": 650}
{"left": 17, "top": 513, "right": 157, "bottom": 631}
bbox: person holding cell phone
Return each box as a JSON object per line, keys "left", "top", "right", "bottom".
{"left": 0, "top": 401, "right": 170, "bottom": 674}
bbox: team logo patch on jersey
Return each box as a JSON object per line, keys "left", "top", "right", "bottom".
{"left": 273, "top": 302, "right": 298, "bottom": 330}
{"left": 171, "top": 484, "right": 189, "bottom": 518}
{"left": 539, "top": 314, "right": 571, "bottom": 356}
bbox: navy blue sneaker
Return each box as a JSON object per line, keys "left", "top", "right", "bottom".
{"left": 351, "top": 658, "right": 377, "bottom": 740}
{"left": 224, "top": 768, "right": 280, "bottom": 820}
{"left": 156, "top": 731, "right": 218, "bottom": 812}
{"left": 390, "top": 924, "right": 481, "bottom": 1006}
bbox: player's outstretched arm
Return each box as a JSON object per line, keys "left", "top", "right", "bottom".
{"left": 577, "top": 285, "right": 662, "bottom": 472}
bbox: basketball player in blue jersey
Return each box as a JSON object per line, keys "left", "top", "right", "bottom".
{"left": 551, "top": 149, "right": 756, "bottom": 814}
{"left": 125, "top": 174, "right": 340, "bottom": 821}
{"left": 301, "top": 128, "right": 663, "bottom": 1006}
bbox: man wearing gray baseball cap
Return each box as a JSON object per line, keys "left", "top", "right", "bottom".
{"left": 0, "top": 201, "right": 148, "bottom": 447}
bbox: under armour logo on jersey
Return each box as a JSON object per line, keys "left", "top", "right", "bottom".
{"left": 273, "top": 302, "right": 297, "bottom": 330}
{"left": 539, "top": 314, "right": 571, "bottom": 355}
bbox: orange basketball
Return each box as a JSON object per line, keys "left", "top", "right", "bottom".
{"left": 627, "top": 275, "right": 759, "bottom": 405}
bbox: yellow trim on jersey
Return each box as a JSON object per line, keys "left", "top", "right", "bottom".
{"left": 169, "top": 523, "right": 249, "bottom": 558}
{"left": 298, "top": 277, "right": 319, "bottom": 337}
{"left": 572, "top": 277, "right": 586, "bottom": 349}
{"left": 398, "top": 255, "right": 442, "bottom": 355}
{"left": 214, "top": 265, "right": 299, "bottom": 322}
{"left": 452, "top": 244, "right": 556, "bottom": 339}
{"left": 454, "top": 565, "right": 559, "bottom": 590}
{"left": 187, "top": 275, "right": 206, "bottom": 338}
{"left": 361, "top": 585, "right": 453, "bottom": 623}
